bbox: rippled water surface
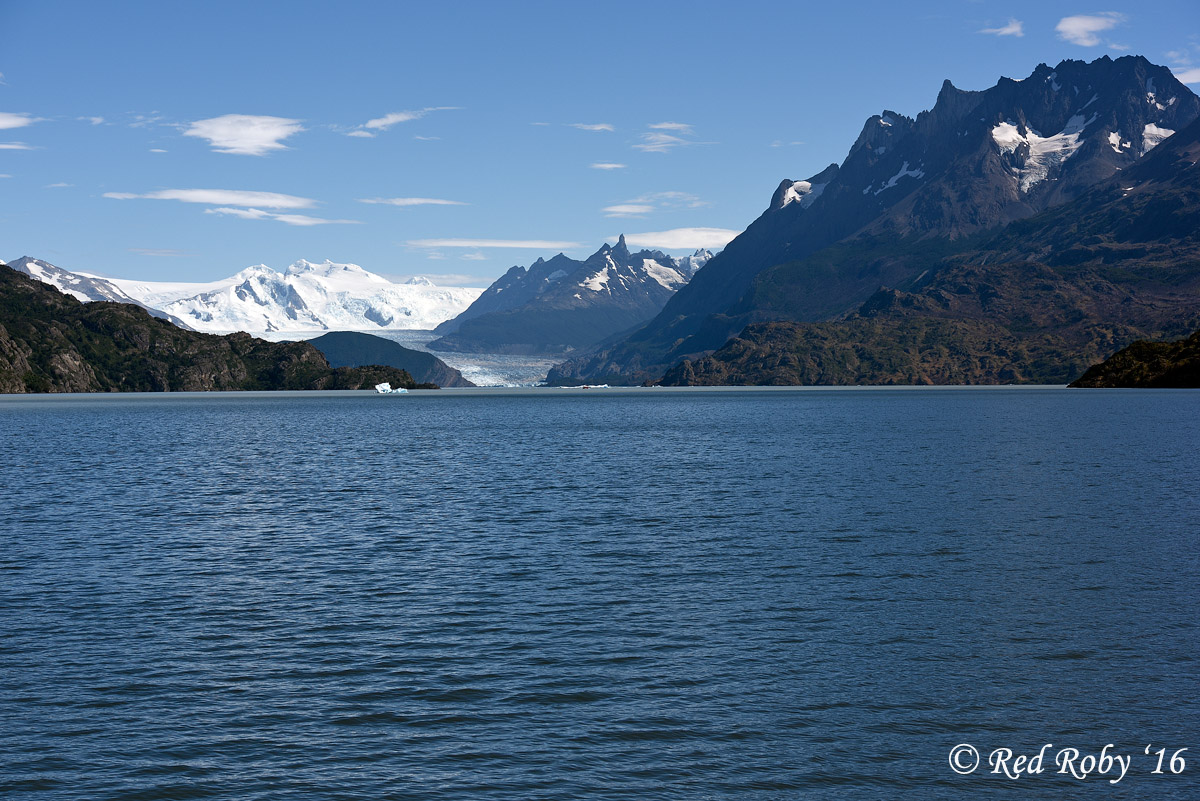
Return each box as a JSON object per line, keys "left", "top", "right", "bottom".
{"left": 2, "top": 388, "right": 1198, "bottom": 799}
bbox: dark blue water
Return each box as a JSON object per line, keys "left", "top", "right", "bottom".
{"left": 2, "top": 388, "right": 1197, "bottom": 800}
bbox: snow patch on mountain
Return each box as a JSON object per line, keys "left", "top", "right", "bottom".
{"left": 583, "top": 266, "right": 612, "bottom": 292}
{"left": 640, "top": 259, "right": 689, "bottom": 290}
{"left": 1142, "top": 123, "right": 1175, "bottom": 155}
{"left": 676, "top": 249, "right": 714, "bottom": 275}
{"left": 781, "top": 180, "right": 828, "bottom": 209}
{"left": 992, "top": 114, "right": 1096, "bottom": 192}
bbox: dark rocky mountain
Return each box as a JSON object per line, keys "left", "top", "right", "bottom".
{"left": 8, "top": 256, "right": 193, "bottom": 329}
{"left": 307, "top": 331, "right": 475, "bottom": 387}
{"left": 428, "top": 235, "right": 696, "bottom": 355}
{"left": 1070, "top": 329, "right": 1200, "bottom": 388}
{"left": 549, "top": 56, "right": 1200, "bottom": 385}
{"left": 0, "top": 265, "right": 429, "bottom": 393}
{"left": 656, "top": 111, "right": 1200, "bottom": 386}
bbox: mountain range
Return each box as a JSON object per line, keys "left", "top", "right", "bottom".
{"left": 9, "top": 257, "right": 483, "bottom": 335}
{"left": 0, "top": 265, "right": 430, "bottom": 393}
{"left": 548, "top": 55, "right": 1200, "bottom": 385}
{"left": 428, "top": 236, "right": 712, "bottom": 355}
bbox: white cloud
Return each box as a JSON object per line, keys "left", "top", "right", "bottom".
{"left": 80, "top": 116, "right": 105, "bottom": 125}
{"left": 46, "top": 182, "right": 73, "bottom": 188}
{"left": 413, "top": 135, "right": 440, "bottom": 141}
{"left": 408, "top": 238, "right": 583, "bottom": 249}
{"left": 0, "top": 112, "right": 41, "bottom": 130}
{"left": 603, "top": 204, "right": 656, "bottom": 218}
{"left": 359, "top": 197, "right": 467, "bottom": 207}
{"left": 648, "top": 121, "right": 693, "bottom": 134}
{"left": 591, "top": 162, "right": 626, "bottom": 170}
{"left": 149, "top": 148, "right": 167, "bottom": 153}
{"left": 1175, "top": 68, "right": 1200, "bottom": 84}
{"left": 353, "top": 107, "right": 459, "bottom": 136}
{"left": 460, "top": 252, "right": 488, "bottom": 261}
{"left": 0, "top": 173, "right": 12, "bottom": 178}
{"left": 1056, "top": 13, "right": 1125, "bottom": 47}
{"left": 103, "top": 188, "right": 316, "bottom": 208}
{"left": 618, "top": 227, "right": 739, "bottom": 250}
{"left": 346, "top": 130, "right": 374, "bottom": 138}
{"left": 184, "top": 114, "right": 304, "bottom": 155}
{"left": 770, "top": 140, "right": 806, "bottom": 147}
{"left": 205, "top": 207, "right": 360, "bottom": 227}
{"left": 0, "top": 142, "right": 34, "bottom": 150}
{"left": 979, "top": 19, "right": 1024, "bottom": 37}
{"left": 569, "top": 123, "right": 614, "bottom": 132}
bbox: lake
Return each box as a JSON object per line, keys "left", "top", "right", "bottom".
{"left": 1, "top": 387, "right": 1197, "bottom": 800}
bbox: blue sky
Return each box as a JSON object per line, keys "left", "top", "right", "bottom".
{"left": 2, "top": 0, "right": 1198, "bottom": 284}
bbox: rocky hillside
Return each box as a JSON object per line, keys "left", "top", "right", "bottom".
{"left": 1070, "top": 329, "right": 1200, "bottom": 388}
{"left": 552, "top": 56, "right": 1200, "bottom": 385}
{"left": 307, "top": 331, "right": 474, "bottom": 387}
{"left": 0, "top": 266, "right": 428, "bottom": 393}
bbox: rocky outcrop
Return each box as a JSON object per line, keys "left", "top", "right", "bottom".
{"left": 1070, "top": 330, "right": 1200, "bottom": 387}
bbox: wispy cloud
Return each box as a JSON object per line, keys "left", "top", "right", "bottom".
{"left": 603, "top": 204, "right": 656, "bottom": 218}
{"left": 1056, "top": 13, "right": 1125, "bottom": 47}
{"left": 770, "top": 140, "right": 806, "bottom": 147}
{"left": 128, "top": 112, "right": 165, "bottom": 129}
{"left": 979, "top": 19, "right": 1024, "bottom": 37}
{"left": 635, "top": 132, "right": 689, "bottom": 153}
{"left": 408, "top": 238, "right": 583, "bottom": 250}
{"left": 634, "top": 123, "right": 707, "bottom": 153}
{"left": 460, "top": 252, "right": 488, "bottom": 261}
{"left": 568, "top": 123, "right": 614, "bottom": 132}
{"left": 79, "top": 116, "right": 106, "bottom": 125}
{"left": 648, "top": 121, "right": 693, "bottom": 134}
{"left": 604, "top": 191, "right": 708, "bottom": 217}
{"left": 0, "top": 112, "right": 42, "bottom": 130}
{"left": 0, "top": 174, "right": 11, "bottom": 178}
{"left": 104, "top": 188, "right": 316, "bottom": 209}
{"left": 359, "top": 197, "right": 467, "bottom": 207}
{"left": 46, "top": 182, "right": 73, "bottom": 188}
{"left": 149, "top": 148, "right": 167, "bottom": 153}
{"left": 351, "top": 107, "right": 460, "bottom": 137}
{"left": 205, "top": 207, "right": 360, "bottom": 227}
{"left": 0, "top": 142, "right": 35, "bottom": 150}
{"left": 618, "top": 227, "right": 739, "bottom": 250}
{"left": 1175, "top": 67, "right": 1200, "bottom": 84}
{"left": 591, "top": 162, "right": 627, "bottom": 170}
{"left": 184, "top": 114, "right": 304, "bottom": 156}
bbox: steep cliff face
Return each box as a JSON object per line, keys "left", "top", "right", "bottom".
{"left": 0, "top": 266, "right": 426, "bottom": 393}
{"left": 656, "top": 112, "right": 1200, "bottom": 386}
